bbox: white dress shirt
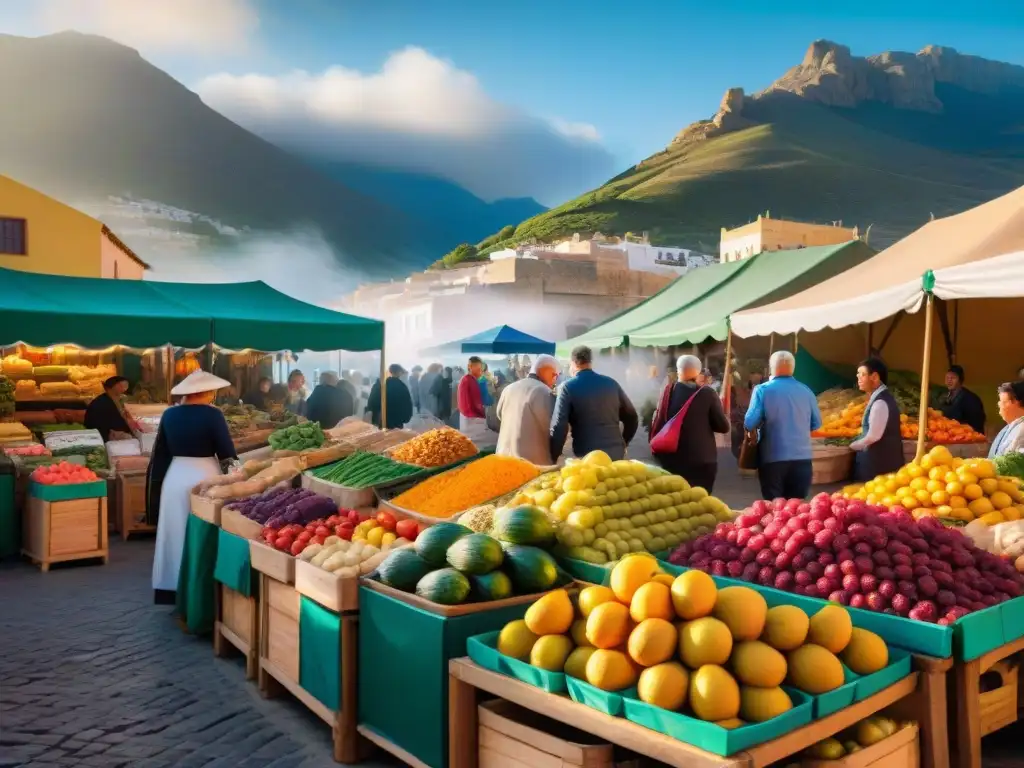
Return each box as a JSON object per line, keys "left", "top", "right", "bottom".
{"left": 850, "top": 395, "right": 889, "bottom": 452}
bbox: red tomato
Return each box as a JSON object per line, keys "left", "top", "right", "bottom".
{"left": 326, "top": 515, "right": 341, "bottom": 527}
{"left": 263, "top": 529, "right": 277, "bottom": 544}
{"left": 290, "top": 540, "right": 306, "bottom": 556}
{"left": 313, "top": 533, "right": 328, "bottom": 545}
{"left": 315, "top": 525, "right": 331, "bottom": 538}
{"left": 376, "top": 510, "right": 397, "bottom": 532}
{"left": 346, "top": 509, "right": 361, "bottom": 524}
{"left": 396, "top": 518, "right": 419, "bottom": 541}
{"left": 336, "top": 524, "right": 354, "bottom": 541}
{"left": 297, "top": 531, "right": 312, "bottom": 543}
{"left": 274, "top": 536, "right": 292, "bottom": 551}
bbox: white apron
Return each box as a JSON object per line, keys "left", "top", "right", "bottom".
{"left": 152, "top": 456, "right": 221, "bottom": 591}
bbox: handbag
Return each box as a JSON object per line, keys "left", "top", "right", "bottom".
{"left": 650, "top": 386, "right": 704, "bottom": 455}
{"left": 738, "top": 428, "right": 760, "bottom": 470}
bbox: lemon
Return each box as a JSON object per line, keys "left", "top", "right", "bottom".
{"left": 498, "top": 620, "right": 539, "bottom": 660}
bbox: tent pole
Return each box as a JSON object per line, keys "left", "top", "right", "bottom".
{"left": 165, "top": 346, "right": 173, "bottom": 404}
{"left": 379, "top": 335, "right": 387, "bottom": 430}
{"left": 915, "top": 294, "right": 935, "bottom": 462}
{"left": 720, "top": 325, "right": 733, "bottom": 413}
{"left": 952, "top": 300, "right": 960, "bottom": 364}
{"left": 768, "top": 333, "right": 774, "bottom": 358}
{"left": 793, "top": 332, "right": 799, "bottom": 354}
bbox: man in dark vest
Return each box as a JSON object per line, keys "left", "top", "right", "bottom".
{"left": 850, "top": 358, "right": 904, "bottom": 481}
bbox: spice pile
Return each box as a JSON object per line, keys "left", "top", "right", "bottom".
{"left": 389, "top": 427, "right": 477, "bottom": 468}
{"left": 389, "top": 454, "right": 540, "bottom": 518}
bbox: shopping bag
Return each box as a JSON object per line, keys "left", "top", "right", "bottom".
{"left": 738, "top": 428, "right": 760, "bottom": 470}
{"left": 649, "top": 387, "right": 703, "bottom": 455}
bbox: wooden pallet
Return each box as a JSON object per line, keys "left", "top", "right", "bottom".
{"left": 448, "top": 658, "right": 920, "bottom": 768}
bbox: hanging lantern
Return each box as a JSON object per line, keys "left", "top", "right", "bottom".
{"left": 175, "top": 353, "right": 201, "bottom": 378}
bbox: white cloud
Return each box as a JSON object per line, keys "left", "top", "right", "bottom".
{"left": 196, "top": 47, "right": 614, "bottom": 203}
{"left": 1, "top": 0, "right": 258, "bottom": 54}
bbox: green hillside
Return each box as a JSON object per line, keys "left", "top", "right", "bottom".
{"left": 476, "top": 71, "right": 1024, "bottom": 256}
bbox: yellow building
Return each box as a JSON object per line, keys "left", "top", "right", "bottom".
{"left": 720, "top": 214, "right": 859, "bottom": 263}
{"left": 0, "top": 174, "right": 148, "bottom": 279}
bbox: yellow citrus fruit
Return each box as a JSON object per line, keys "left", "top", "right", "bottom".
{"left": 630, "top": 581, "right": 675, "bottom": 623}
{"left": 980, "top": 478, "right": 999, "bottom": 495}
{"left": 914, "top": 489, "right": 932, "bottom": 505}
{"left": 670, "top": 570, "right": 718, "bottom": 620}
{"left": 498, "top": 620, "right": 539, "bottom": 660}
{"left": 678, "top": 617, "right": 733, "bottom": 667}
{"left": 930, "top": 490, "right": 949, "bottom": 506}
{"left": 525, "top": 589, "right": 575, "bottom": 636}
{"left": 950, "top": 495, "right": 968, "bottom": 509}
{"left": 627, "top": 618, "right": 678, "bottom": 667}
{"left": 928, "top": 445, "right": 953, "bottom": 465}
{"left": 968, "top": 498, "right": 994, "bottom": 517}
{"left": 689, "top": 665, "right": 741, "bottom": 722}
{"left": 578, "top": 585, "right": 617, "bottom": 618}
{"left": 919, "top": 456, "right": 935, "bottom": 471}
{"left": 638, "top": 662, "right": 689, "bottom": 710}
{"left": 840, "top": 628, "right": 889, "bottom": 675}
{"left": 571, "top": 619, "right": 592, "bottom": 647}
{"left": 990, "top": 492, "right": 1013, "bottom": 510}
{"left": 586, "top": 601, "right": 633, "bottom": 649}
{"left": 972, "top": 461, "right": 996, "bottom": 479}
{"left": 958, "top": 471, "right": 979, "bottom": 486}
{"left": 907, "top": 464, "right": 925, "bottom": 479}
{"left": 928, "top": 466, "right": 946, "bottom": 481}
{"left": 964, "top": 484, "right": 984, "bottom": 501}
{"left": 585, "top": 649, "right": 638, "bottom": 691}
{"left": 807, "top": 605, "right": 853, "bottom": 654}
{"left": 564, "top": 647, "right": 597, "bottom": 679}
{"left": 761, "top": 605, "right": 809, "bottom": 651}
{"left": 712, "top": 586, "right": 768, "bottom": 641}
{"left": 610, "top": 556, "right": 660, "bottom": 603}
{"left": 945, "top": 481, "right": 964, "bottom": 496}
{"left": 910, "top": 477, "right": 928, "bottom": 491}
{"left": 530, "top": 635, "right": 574, "bottom": 671}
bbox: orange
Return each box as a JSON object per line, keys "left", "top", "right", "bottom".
{"left": 964, "top": 484, "right": 984, "bottom": 501}
{"left": 936, "top": 505, "right": 953, "bottom": 517}
{"left": 945, "top": 481, "right": 964, "bottom": 496}
{"left": 910, "top": 477, "right": 928, "bottom": 491}
{"left": 968, "top": 498, "right": 994, "bottom": 517}
{"left": 578, "top": 585, "right": 617, "bottom": 618}
{"left": 949, "top": 495, "right": 968, "bottom": 509}
{"left": 957, "top": 471, "right": 979, "bottom": 486}
{"left": 907, "top": 464, "right": 925, "bottom": 479}
{"left": 928, "top": 466, "right": 946, "bottom": 481}
{"left": 979, "top": 478, "right": 999, "bottom": 495}
{"left": 930, "top": 490, "right": 949, "bottom": 506}
{"left": 914, "top": 489, "right": 932, "bottom": 505}
{"left": 609, "top": 556, "right": 660, "bottom": 603}
{"left": 925, "top": 479, "right": 943, "bottom": 494}
{"left": 630, "top": 582, "right": 675, "bottom": 623}
{"left": 902, "top": 496, "right": 920, "bottom": 510}
{"left": 586, "top": 602, "right": 633, "bottom": 649}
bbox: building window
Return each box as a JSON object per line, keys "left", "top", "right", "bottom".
{"left": 0, "top": 217, "right": 26, "bottom": 255}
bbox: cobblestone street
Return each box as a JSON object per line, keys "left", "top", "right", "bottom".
{"left": 1, "top": 453, "right": 1022, "bottom": 767}
{"left": 0, "top": 541, "right": 396, "bottom": 768}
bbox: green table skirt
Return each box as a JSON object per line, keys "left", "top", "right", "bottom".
{"left": 176, "top": 515, "right": 219, "bottom": 635}
{"left": 214, "top": 528, "right": 257, "bottom": 596}
{"left": 299, "top": 597, "right": 342, "bottom": 711}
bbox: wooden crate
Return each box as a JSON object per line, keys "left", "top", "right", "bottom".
{"left": 117, "top": 471, "right": 154, "bottom": 541}
{"left": 22, "top": 495, "right": 108, "bottom": 572}
{"left": 811, "top": 445, "right": 853, "bottom": 485}
{"left": 295, "top": 559, "right": 359, "bottom": 613}
{"left": 214, "top": 583, "right": 259, "bottom": 680}
{"left": 801, "top": 724, "right": 919, "bottom": 768}
{"left": 189, "top": 486, "right": 224, "bottom": 525}
{"left": 953, "top": 636, "right": 1024, "bottom": 768}
{"left": 221, "top": 506, "right": 264, "bottom": 540}
{"left": 300, "top": 472, "right": 375, "bottom": 510}
{"left": 250, "top": 539, "right": 296, "bottom": 584}
{"left": 259, "top": 574, "right": 363, "bottom": 764}
{"left": 360, "top": 578, "right": 572, "bottom": 618}
{"left": 478, "top": 699, "right": 616, "bottom": 768}
{"left": 259, "top": 575, "right": 300, "bottom": 685}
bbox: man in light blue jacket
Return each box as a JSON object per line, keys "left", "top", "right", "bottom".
{"left": 744, "top": 351, "right": 822, "bottom": 500}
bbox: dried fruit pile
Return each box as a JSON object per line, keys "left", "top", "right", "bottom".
{"left": 668, "top": 494, "right": 1024, "bottom": 625}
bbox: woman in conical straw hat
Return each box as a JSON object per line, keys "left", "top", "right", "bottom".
{"left": 147, "top": 370, "right": 237, "bottom": 607}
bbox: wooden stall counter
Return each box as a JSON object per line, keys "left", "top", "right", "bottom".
{"left": 448, "top": 658, "right": 921, "bottom": 768}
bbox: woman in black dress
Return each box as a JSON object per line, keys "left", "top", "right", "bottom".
{"left": 147, "top": 371, "right": 237, "bottom": 605}
{"left": 649, "top": 355, "right": 730, "bottom": 493}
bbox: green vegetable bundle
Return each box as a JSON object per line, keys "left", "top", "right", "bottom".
{"left": 85, "top": 448, "right": 109, "bottom": 472}
{"left": 994, "top": 452, "right": 1024, "bottom": 483}
{"left": 311, "top": 450, "right": 421, "bottom": 489}
{"left": 35, "top": 423, "right": 85, "bottom": 433}
{"left": 268, "top": 422, "right": 325, "bottom": 452}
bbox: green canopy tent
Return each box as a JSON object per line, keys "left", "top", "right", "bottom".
{"left": 628, "top": 241, "right": 875, "bottom": 347}
{"left": 555, "top": 259, "right": 748, "bottom": 355}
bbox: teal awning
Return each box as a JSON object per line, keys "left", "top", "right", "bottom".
{"left": 0, "top": 266, "right": 383, "bottom": 352}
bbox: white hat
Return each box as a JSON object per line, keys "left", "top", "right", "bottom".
{"left": 171, "top": 370, "right": 232, "bottom": 396}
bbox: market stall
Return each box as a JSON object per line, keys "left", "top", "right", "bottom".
{"left": 423, "top": 325, "right": 557, "bottom": 358}
{"left": 731, "top": 185, "right": 1024, "bottom": 461}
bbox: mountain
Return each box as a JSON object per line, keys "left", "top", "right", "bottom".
{"left": 0, "top": 32, "right": 454, "bottom": 278}
{"left": 477, "top": 42, "right": 1024, "bottom": 255}
{"left": 314, "top": 161, "right": 545, "bottom": 244}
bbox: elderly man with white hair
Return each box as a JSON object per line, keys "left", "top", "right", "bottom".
{"left": 649, "top": 354, "right": 730, "bottom": 492}
{"left": 495, "top": 354, "right": 560, "bottom": 465}
{"left": 744, "top": 350, "right": 822, "bottom": 500}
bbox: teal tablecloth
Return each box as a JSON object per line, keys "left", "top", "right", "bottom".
{"left": 214, "top": 528, "right": 256, "bottom": 596}
{"left": 176, "top": 515, "right": 219, "bottom": 635}
{"left": 299, "top": 596, "right": 342, "bottom": 711}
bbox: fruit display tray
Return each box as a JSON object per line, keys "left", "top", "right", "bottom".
{"left": 658, "top": 559, "right": 1024, "bottom": 661}
{"left": 466, "top": 631, "right": 567, "bottom": 693}
{"left": 565, "top": 677, "right": 635, "bottom": 717}
{"left": 622, "top": 687, "right": 813, "bottom": 756}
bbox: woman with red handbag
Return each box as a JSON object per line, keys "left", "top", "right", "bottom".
{"left": 649, "top": 355, "right": 730, "bottom": 492}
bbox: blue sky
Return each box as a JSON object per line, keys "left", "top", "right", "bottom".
{"left": 3, "top": 0, "right": 1022, "bottom": 203}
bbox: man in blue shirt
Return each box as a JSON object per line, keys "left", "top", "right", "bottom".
{"left": 744, "top": 351, "right": 822, "bottom": 500}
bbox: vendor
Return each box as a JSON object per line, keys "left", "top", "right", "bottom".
{"left": 242, "top": 377, "right": 272, "bottom": 410}
{"left": 146, "top": 371, "right": 237, "bottom": 607}
{"left": 940, "top": 365, "right": 986, "bottom": 434}
{"left": 989, "top": 381, "right": 1024, "bottom": 458}
{"left": 850, "top": 358, "right": 904, "bottom": 481}
{"left": 83, "top": 376, "right": 134, "bottom": 441}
